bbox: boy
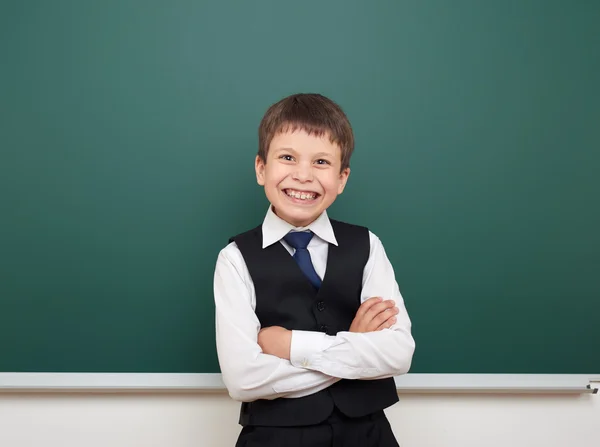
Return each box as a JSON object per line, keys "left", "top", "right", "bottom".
{"left": 214, "top": 93, "right": 415, "bottom": 446}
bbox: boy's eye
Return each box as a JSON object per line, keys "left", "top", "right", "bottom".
{"left": 279, "top": 154, "right": 294, "bottom": 161}
{"left": 315, "top": 159, "right": 330, "bottom": 165}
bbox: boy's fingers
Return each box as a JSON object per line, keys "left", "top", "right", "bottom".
{"left": 369, "top": 307, "right": 397, "bottom": 331}
{"left": 350, "top": 298, "right": 380, "bottom": 332}
{"left": 376, "top": 316, "right": 397, "bottom": 331}
{"left": 364, "top": 301, "right": 395, "bottom": 322}
{"left": 356, "top": 297, "right": 383, "bottom": 317}
{"left": 352, "top": 298, "right": 396, "bottom": 332}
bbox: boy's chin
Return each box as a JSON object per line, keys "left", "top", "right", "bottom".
{"left": 276, "top": 207, "right": 323, "bottom": 227}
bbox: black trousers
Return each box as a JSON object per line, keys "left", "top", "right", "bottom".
{"left": 235, "top": 408, "right": 399, "bottom": 447}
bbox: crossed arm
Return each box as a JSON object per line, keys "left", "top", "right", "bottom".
{"left": 214, "top": 234, "right": 415, "bottom": 402}
{"left": 258, "top": 297, "right": 402, "bottom": 367}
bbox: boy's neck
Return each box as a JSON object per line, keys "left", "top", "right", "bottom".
{"left": 269, "top": 205, "right": 325, "bottom": 229}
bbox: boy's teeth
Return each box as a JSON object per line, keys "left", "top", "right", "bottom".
{"left": 286, "top": 189, "right": 316, "bottom": 200}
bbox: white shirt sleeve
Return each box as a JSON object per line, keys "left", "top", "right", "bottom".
{"left": 289, "top": 232, "right": 416, "bottom": 380}
{"left": 214, "top": 246, "right": 340, "bottom": 402}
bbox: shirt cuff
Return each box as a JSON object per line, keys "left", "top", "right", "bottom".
{"left": 289, "top": 330, "right": 329, "bottom": 369}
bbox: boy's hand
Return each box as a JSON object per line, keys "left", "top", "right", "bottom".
{"left": 258, "top": 326, "right": 292, "bottom": 360}
{"left": 349, "top": 297, "right": 398, "bottom": 333}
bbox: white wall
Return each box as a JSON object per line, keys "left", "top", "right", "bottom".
{"left": 1, "top": 391, "right": 598, "bottom": 447}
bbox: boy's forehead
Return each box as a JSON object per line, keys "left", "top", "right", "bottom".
{"left": 270, "top": 129, "right": 340, "bottom": 153}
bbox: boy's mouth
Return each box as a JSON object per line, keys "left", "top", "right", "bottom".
{"left": 283, "top": 188, "right": 320, "bottom": 201}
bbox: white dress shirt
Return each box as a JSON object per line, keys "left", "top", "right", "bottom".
{"left": 214, "top": 207, "right": 415, "bottom": 402}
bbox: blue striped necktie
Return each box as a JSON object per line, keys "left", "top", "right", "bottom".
{"left": 283, "top": 231, "right": 322, "bottom": 289}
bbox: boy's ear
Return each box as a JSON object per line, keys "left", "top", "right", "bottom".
{"left": 255, "top": 155, "right": 266, "bottom": 186}
{"left": 337, "top": 167, "right": 350, "bottom": 194}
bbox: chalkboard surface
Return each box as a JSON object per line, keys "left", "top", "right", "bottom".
{"left": 1, "top": 1, "right": 598, "bottom": 374}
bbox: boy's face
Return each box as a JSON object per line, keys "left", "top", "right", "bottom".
{"left": 255, "top": 129, "right": 350, "bottom": 227}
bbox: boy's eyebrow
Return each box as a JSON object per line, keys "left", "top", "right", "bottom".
{"left": 273, "top": 147, "right": 297, "bottom": 153}
{"left": 314, "top": 152, "right": 334, "bottom": 158}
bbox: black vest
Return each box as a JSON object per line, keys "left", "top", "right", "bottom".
{"left": 230, "top": 219, "right": 398, "bottom": 427}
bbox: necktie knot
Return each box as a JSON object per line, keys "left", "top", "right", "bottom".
{"left": 283, "top": 231, "right": 314, "bottom": 250}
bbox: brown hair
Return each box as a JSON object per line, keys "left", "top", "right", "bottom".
{"left": 258, "top": 93, "right": 354, "bottom": 171}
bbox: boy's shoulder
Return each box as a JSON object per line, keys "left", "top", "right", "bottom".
{"left": 328, "top": 217, "right": 372, "bottom": 243}
{"left": 329, "top": 217, "right": 368, "bottom": 231}
{"left": 216, "top": 224, "right": 262, "bottom": 262}
{"left": 328, "top": 218, "right": 388, "bottom": 255}
{"left": 227, "top": 224, "right": 263, "bottom": 245}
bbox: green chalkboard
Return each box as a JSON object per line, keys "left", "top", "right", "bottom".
{"left": 1, "top": 1, "right": 599, "bottom": 374}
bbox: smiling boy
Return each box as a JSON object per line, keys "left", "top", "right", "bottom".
{"left": 214, "top": 93, "right": 415, "bottom": 446}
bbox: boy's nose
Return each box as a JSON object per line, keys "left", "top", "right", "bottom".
{"left": 292, "top": 164, "right": 313, "bottom": 182}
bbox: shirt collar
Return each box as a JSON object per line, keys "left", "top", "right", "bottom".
{"left": 261, "top": 206, "right": 338, "bottom": 248}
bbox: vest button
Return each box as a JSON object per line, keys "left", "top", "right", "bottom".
{"left": 319, "top": 324, "right": 328, "bottom": 333}
{"left": 317, "top": 301, "right": 326, "bottom": 311}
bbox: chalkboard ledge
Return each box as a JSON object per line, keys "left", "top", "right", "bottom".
{"left": 0, "top": 373, "right": 598, "bottom": 394}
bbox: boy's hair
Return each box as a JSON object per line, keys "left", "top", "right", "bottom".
{"left": 258, "top": 93, "right": 354, "bottom": 171}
